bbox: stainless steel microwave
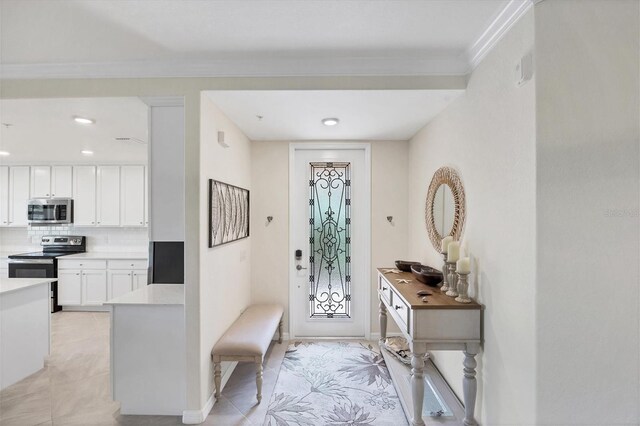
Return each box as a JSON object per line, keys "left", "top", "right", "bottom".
{"left": 27, "top": 198, "right": 73, "bottom": 225}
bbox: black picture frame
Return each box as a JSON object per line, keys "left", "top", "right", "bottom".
{"left": 208, "top": 179, "right": 250, "bottom": 248}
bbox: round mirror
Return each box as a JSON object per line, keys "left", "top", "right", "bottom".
{"left": 425, "top": 167, "right": 466, "bottom": 252}
{"left": 433, "top": 184, "right": 455, "bottom": 237}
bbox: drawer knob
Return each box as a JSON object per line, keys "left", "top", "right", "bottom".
{"left": 394, "top": 305, "right": 402, "bottom": 310}
{"left": 382, "top": 286, "right": 387, "bottom": 291}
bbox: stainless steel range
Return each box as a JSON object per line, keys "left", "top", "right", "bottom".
{"left": 9, "top": 236, "right": 86, "bottom": 312}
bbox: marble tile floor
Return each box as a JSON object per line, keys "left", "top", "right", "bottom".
{"left": 0, "top": 312, "right": 287, "bottom": 426}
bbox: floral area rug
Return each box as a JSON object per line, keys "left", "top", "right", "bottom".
{"left": 264, "top": 341, "right": 408, "bottom": 426}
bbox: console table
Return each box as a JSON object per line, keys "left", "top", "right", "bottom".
{"left": 377, "top": 268, "right": 483, "bottom": 426}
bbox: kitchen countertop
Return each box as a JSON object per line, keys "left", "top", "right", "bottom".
{"left": 104, "top": 284, "right": 184, "bottom": 306}
{"left": 0, "top": 278, "right": 57, "bottom": 295}
{"left": 60, "top": 252, "right": 148, "bottom": 260}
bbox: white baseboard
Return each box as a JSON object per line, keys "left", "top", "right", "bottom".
{"left": 181, "top": 393, "right": 214, "bottom": 425}
{"left": 181, "top": 361, "right": 238, "bottom": 424}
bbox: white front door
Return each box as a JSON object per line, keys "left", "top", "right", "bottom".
{"left": 290, "top": 144, "right": 370, "bottom": 338}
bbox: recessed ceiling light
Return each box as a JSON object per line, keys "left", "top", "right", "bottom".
{"left": 74, "top": 116, "right": 95, "bottom": 125}
{"left": 81, "top": 150, "right": 94, "bottom": 155}
{"left": 0, "top": 151, "right": 10, "bottom": 156}
{"left": 322, "top": 118, "right": 340, "bottom": 126}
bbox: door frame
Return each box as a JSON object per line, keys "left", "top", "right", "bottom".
{"left": 288, "top": 142, "right": 371, "bottom": 340}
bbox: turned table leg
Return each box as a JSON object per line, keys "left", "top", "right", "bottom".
{"left": 410, "top": 343, "right": 427, "bottom": 426}
{"left": 463, "top": 344, "right": 479, "bottom": 426}
{"left": 378, "top": 297, "right": 387, "bottom": 346}
{"left": 256, "top": 359, "right": 264, "bottom": 403}
{"left": 214, "top": 362, "right": 221, "bottom": 399}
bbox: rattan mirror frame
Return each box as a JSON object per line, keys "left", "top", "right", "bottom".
{"left": 425, "top": 166, "right": 466, "bottom": 251}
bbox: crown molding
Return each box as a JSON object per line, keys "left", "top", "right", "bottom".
{"left": 465, "top": 0, "right": 534, "bottom": 71}
{"left": 0, "top": 1, "right": 534, "bottom": 80}
{"left": 0, "top": 55, "right": 468, "bottom": 80}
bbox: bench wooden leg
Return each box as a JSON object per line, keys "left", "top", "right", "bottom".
{"left": 256, "top": 360, "right": 263, "bottom": 403}
{"left": 278, "top": 317, "right": 283, "bottom": 344}
{"left": 214, "top": 362, "right": 222, "bottom": 400}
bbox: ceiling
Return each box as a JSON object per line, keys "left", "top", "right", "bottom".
{"left": 0, "top": 0, "right": 531, "bottom": 78}
{"left": 0, "top": 98, "right": 148, "bottom": 164}
{"left": 205, "top": 90, "right": 463, "bottom": 141}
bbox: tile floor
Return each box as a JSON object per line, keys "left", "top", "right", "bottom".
{"left": 0, "top": 312, "right": 287, "bottom": 426}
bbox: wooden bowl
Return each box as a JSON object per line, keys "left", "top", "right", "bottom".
{"left": 395, "top": 260, "right": 421, "bottom": 272}
{"left": 410, "top": 264, "right": 443, "bottom": 287}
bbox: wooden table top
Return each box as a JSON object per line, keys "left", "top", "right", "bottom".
{"left": 378, "top": 268, "right": 482, "bottom": 310}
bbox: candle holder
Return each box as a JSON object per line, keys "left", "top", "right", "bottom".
{"left": 455, "top": 272, "right": 471, "bottom": 303}
{"left": 445, "top": 262, "right": 458, "bottom": 297}
{"left": 440, "top": 252, "right": 449, "bottom": 292}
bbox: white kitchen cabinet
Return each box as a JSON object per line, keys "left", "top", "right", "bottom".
{"left": 0, "top": 258, "right": 9, "bottom": 278}
{"left": 108, "top": 259, "right": 148, "bottom": 297}
{"left": 9, "top": 166, "right": 30, "bottom": 226}
{"left": 58, "top": 270, "right": 82, "bottom": 305}
{"left": 144, "top": 171, "right": 149, "bottom": 227}
{"left": 59, "top": 260, "right": 108, "bottom": 307}
{"left": 30, "top": 166, "right": 51, "bottom": 198}
{"left": 108, "top": 270, "right": 134, "bottom": 300}
{"left": 97, "top": 166, "right": 120, "bottom": 226}
{"left": 83, "top": 270, "right": 108, "bottom": 305}
{"left": 120, "top": 166, "right": 145, "bottom": 227}
{"left": 133, "top": 271, "right": 148, "bottom": 290}
{"left": 0, "top": 167, "right": 9, "bottom": 227}
{"left": 51, "top": 166, "right": 73, "bottom": 198}
{"left": 73, "top": 166, "right": 96, "bottom": 226}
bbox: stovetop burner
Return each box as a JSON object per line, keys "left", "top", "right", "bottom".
{"left": 8, "top": 235, "right": 87, "bottom": 260}
{"left": 9, "top": 251, "right": 77, "bottom": 260}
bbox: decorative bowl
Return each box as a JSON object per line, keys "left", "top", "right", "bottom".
{"left": 395, "top": 260, "right": 421, "bottom": 272}
{"left": 410, "top": 264, "right": 443, "bottom": 287}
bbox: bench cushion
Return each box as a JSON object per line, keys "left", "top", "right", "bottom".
{"left": 212, "top": 304, "right": 284, "bottom": 358}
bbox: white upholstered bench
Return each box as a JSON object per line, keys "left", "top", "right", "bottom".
{"left": 211, "top": 304, "right": 284, "bottom": 403}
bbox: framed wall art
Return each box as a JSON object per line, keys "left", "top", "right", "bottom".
{"left": 209, "top": 179, "right": 250, "bottom": 247}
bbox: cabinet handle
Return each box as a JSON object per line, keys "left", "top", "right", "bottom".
{"left": 139, "top": 222, "right": 143, "bottom": 224}
{"left": 52, "top": 194, "right": 55, "bottom": 196}
{"left": 394, "top": 305, "right": 402, "bottom": 310}
{"left": 76, "top": 273, "right": 80, "bottom": 276}
{"left": 382, "top": 286, "right": 387, "bottom": 291}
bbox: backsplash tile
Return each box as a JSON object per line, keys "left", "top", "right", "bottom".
{"left": 0, "top": 226, "right": 149, "bottom": 253}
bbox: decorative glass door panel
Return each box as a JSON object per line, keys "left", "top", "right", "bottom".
{"left": 291, "top": 146, "right": 368, "bottom": 338}
{"left": 309, "top": 162, "right": 351, "bottom": 319}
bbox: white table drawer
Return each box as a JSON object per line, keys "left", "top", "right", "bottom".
{"left": 108, "top": 259, "right": 148, "bottom": 270}
{"left": 390, "top": 289, "right": 411, "bottom": 333}
{"left": 58, "top": 259, "right": 106, "bottom": 270}
{"left": 378, "top": 276, "right": 392, "bottom": 304}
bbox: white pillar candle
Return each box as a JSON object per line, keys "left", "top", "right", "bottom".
{"left": 441, "top": 236, "right": 454, "bottom": 253}
{"left": 457, "top": 257, "right": 471, "bottom": 274}
{"left": 447, "top": 241, "right": 460, "bottom": 263}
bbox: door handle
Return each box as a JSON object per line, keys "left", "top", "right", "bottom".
{"left": 296, "top": 265, "right": 307, "bottom": 271}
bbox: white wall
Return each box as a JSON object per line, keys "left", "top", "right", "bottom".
{"left": 535, "top": 1, "right": 640, "bottom": 423}
{"left": 149, "top": 104, "right": 185, "bottom": 242}
{"left": 199, "top": 94, "right": 252, "bottom": 407}
{"left": 407, "top": 10, "right": 537, "bottom": 425}
{"left": 250, "top": 140, "right": 408, "bottom": 336}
